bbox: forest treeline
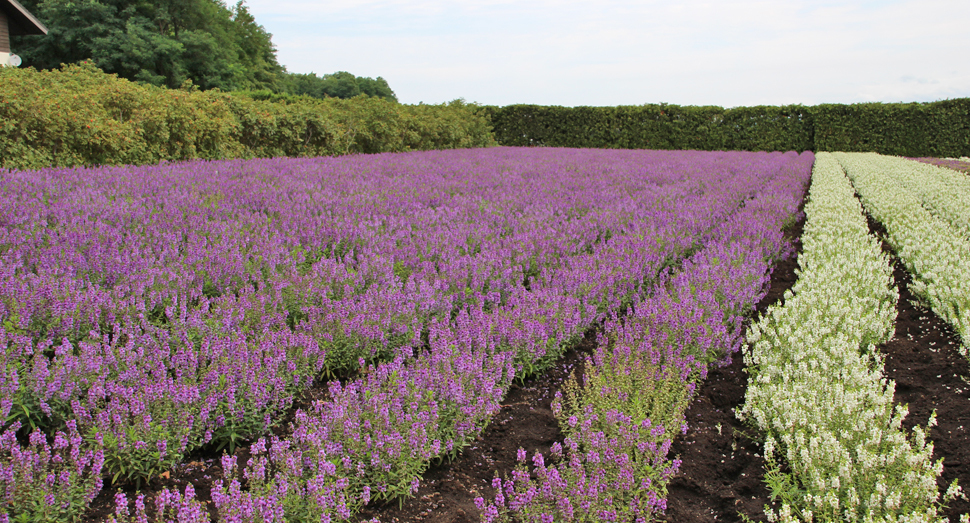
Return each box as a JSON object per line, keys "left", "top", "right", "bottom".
{"left": 10, "top": 0, "right": 397, "bottom": 101}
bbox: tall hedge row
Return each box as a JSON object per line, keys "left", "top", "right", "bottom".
{"left": 4, "top": 62, "right": 967, "bottom": 169}
{"left": 812, "top": 99, "right": 970, "bottom": 157}
{"left": 0, "top": 63, "right": 495, "bottom": 170}
{"left": 486, "top": 100, "right": 970, "bottom": 156}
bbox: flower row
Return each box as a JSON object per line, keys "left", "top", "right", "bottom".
{"left": 0, "top": 148, "right": 813, "bottom": 520}
{"left": 478, "top": 151, "right": 813, "bottom": 522}
{"left": 882, "top": 156, "right": 970, "bottom": 239}
{"left": 740, "top": 152, "right": 955, "bottom": 522}
{"left": 834, "top": 152, "right": 970, "bottom": 361}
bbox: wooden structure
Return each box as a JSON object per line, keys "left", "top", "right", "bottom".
{"left": 0, "top": 0, "right": 47, "bottom": 66}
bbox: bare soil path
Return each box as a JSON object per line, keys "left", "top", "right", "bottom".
{"left": 659, "top": 214, "right": 804, "bottom": 522}
{"left": 867, "top": 215, "right": 970, "bottom": 520}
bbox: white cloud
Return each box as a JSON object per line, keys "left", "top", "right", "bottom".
{"left": 243, "top": 0, "right": 970, "bottom": 106}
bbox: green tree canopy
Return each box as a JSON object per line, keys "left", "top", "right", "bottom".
{"left": 280, "top": 71, "right": 398, "bottom": 102}
{"left": 11, "top": 0, "right": 398, "bottom": 99}
{"left": 11, "top": 0, "right": 284, "bottom": 91}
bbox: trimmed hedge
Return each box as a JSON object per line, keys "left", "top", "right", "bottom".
{"left": 486, "top": 100, "right": 970, "bottom": 156}
{"left": 0, "top": 63, "right": 495, "bottom": 170}
{"left": 813, "top": 100, "right": 970, "bottom": 157}
{"left": 5, "top": 61, "right": 967, "bottom": 167}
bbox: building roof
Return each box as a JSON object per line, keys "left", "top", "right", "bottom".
{"left": 1, "top": 0, "right": 48, "bottom": 36}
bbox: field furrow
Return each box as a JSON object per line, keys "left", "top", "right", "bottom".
{"left": 740, "top": 152, "right": 955, "bottom": 522}
{"left": 834, "top": 152, "right": 970, "bottom": 362}
{"left": 0, "top": 147, "right": 813, "bottom": 522}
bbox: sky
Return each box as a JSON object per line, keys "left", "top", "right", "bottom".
{"left": 243, "top": 0, "right": 970, "bottom": 107}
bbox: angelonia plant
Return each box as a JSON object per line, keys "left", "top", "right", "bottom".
{"left": 741, "top": 153, "right": 958, "bottom": 522}
{"left": 0, "top": 147, "right": 814, "bottom": 520}
{"left": 0, "top": 421, "right": 104, "bottom": 523}
{"left": 110, "top": 485, "right": 211, "bottom": 523}
{"left": 835, "top": 152, "right": 970, "bottom": 362}
{"left": 476, "top": 356, "right": 687, "bottom": 523}
{"left": 478, "top": 151, "right": 813, "bottom": 521}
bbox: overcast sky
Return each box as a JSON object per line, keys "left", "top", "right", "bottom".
{"left": 243, "top": 0, "right": 970, "bottom": 107}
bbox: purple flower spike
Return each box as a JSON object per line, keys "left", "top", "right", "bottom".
{"left": 1, "top": 147, "right": 811, "bottom": 521}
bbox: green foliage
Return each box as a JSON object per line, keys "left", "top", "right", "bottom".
{"left": 5, "top": 386, "right": 72, "bottom": 436}
{"left": 11, "top": 0, "right": 400, "bottom": 100}
{"left": 91, "top": 406, "right": 200, "bottom": 489}
{"left": 486, "top": 103, "right": 795, "bottom": 151}
{"left": 0, "top": 64, "right": 495, "bottom": 170}
{"left": 0, "top": 62, "right": 240, "bottom": 168}
{"left": 223, "top": 92, "right": 353, "bottom": 159}
{"left": 487, "top": 100, "right": 970, "bottom": 156}
{"left": 228, "top": 93, "right": 495, "bottom": 157}
{"left": 1, "top": 423, "right": 104, "bottom": 523}
{"left": 207, "top": 394, "right": 277, "bottom": 455}
{"left": 11, "top": 0, "right": 284, "bottom": 91}
{"left": 813, "top": 99, "right": 970, "bottom": 157}
{"left": 558, "top": 352, "right": 689, "bottom": 441}
{"left": 720, "top": 105, "right": 815, "bottom": 152}
{"left": 277, "top": 71, "right": 399, "bottom": 102}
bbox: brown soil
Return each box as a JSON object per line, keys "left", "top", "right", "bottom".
{"left": 356, "top": 331, "right": 596, "bottom": 523}
{"left": 660, "top": 214, "right": 803, "bottom": 523}
{"left": 85, "top": 454, "right": 224, "bottom": 521}
{"left": 83, "top": 203, "right": 970, "bottom": 523}
{"left": 362, "top": 216, "right": 807, "bottom": 523}
{"left": 868, "top": 215, "right": 970, "bottom": 520}
{"left": 659, "top": 355, "right": 773, "bottom": 523}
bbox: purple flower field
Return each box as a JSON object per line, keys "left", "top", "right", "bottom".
{"left": 0, "top": 146, "right": 812, "bottom": 522}
{"left": 909, "top": 157, "right": 970, "bottom": 174}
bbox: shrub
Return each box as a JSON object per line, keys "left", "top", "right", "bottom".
{"left": 0, "top": 63, "right": 495, "bottom": 171}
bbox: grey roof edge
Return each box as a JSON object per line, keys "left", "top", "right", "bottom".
{"left": 2, "top": 0, "right": 48, "bottom": 35}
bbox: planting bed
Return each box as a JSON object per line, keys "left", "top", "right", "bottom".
{"left": 0, "top": 147, "right": 813, "bottom": 522}
{"left": 866, "top": 216, "right": 970, "bottom": 521}
{"left": 7, "top": 148, "right": 969, "bottom": 523}
{"left": 911, "top": 157, "right": 970, "bottom": 174}
{"left": 659, "top": 211, "right": 805, "bottom": 523}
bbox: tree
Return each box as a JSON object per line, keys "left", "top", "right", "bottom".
{"left": 228, "top": 1, "right": 281, "bottom": 90}
{"left": 357, "top": 76, "right": 396, "bottom": 100}
{"left": 320, "top": 71, "right": 360, "bottom": 99}
{"left": 10, "top": 0, "right": 398, "bottom": 98}
{"left": 279, "top": 71, "right": 398, "bottom": 102}
{"left": 11, "top": 0, "right": 121, "bottom": 68}
{"left": 10, "top": 0, "right": 284, "bottom": 91}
